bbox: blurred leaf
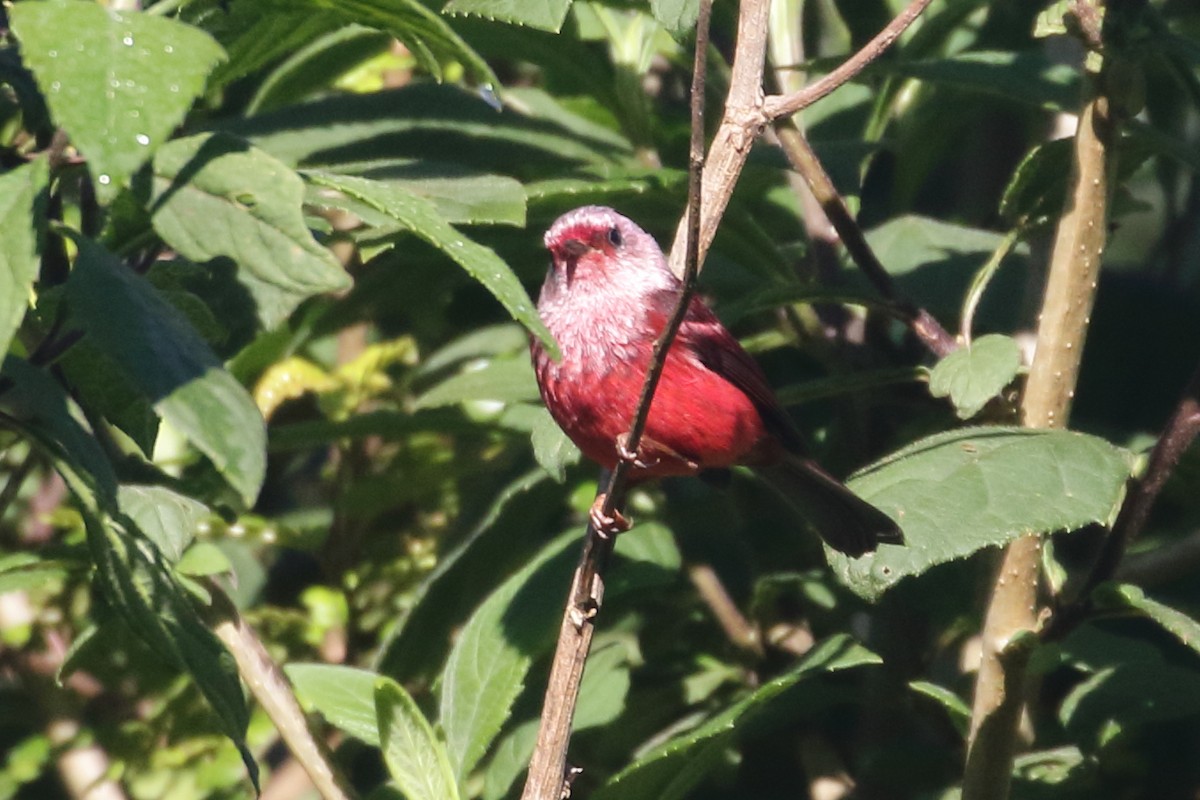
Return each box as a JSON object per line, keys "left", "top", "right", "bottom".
{"left": 211, "top": 8, "right": 342, "bottom": 90}
{"left": 909, "top": 680, "right": 971, "bottom": 737}
{"left": 66, "top": 236, "right": 266, "bottom": 507}
{"left": 117, "top": 484, "right": 211, "bottom": 564}
{"left": 11, "top": 0, "right": 225, "bottom": 201}
{"left": 298, "top": 0, "right": 497, "bottom": 85}
{"left": 1000, "top": 139, "right": 1074, "bottom": 226}
{"left": 377, "top": 678, "right": 461, "bottom": 800}
{"left": 1093, "top": 583, "right": 1200, "bottom": 658}
{"left": 928, "top": 334, "right": 1021, "bottom": 419}
{"left": 593, "top": 635, "right": 880, "bottom": 800}
{"left": 247, "top": 25, "right": 391, "bottom": 113}
{"left": 0, "top": 554, "right": 73, "bottom": 595}
{"left": 650, "top": 0, "right": 700, "bottom": 36}
{"left": 334, "top": 160, "right": 527, "bottom": 226}
{"left": 832, "top": 428, "right": 1133, "bottom": 601}
{"left": 305, "top": 170, "right": 554, "bottom": 354}
{"left": 414, "top": 357, "right": 541, "bottom": 409}
{"left": 864, "top": 214, "right": 1030, "bottom": 329}
{"left": 439, "top": 531, "right": 577, "bottom": 780}
{"left": 149, "top": 133, "right": 351, "bottom": 330}
{"left": 287, "top": 663, "right": 382, "bottom": 746}
{"left": 573, "top": 641, "right": 632, "bottom": 729}
{"left": 891, "top": 51, "right": 1081, "bottom": 112}
{"left": 482, "top": 719, "right": 539, "bottom": 800}
{"left": 176, "top": 542, "right": 234, "bottom": 578}
{"left": 443, "top": 0, "right": 572, "bottom": 32}
{"left": 0, "top": 159, "right": 48, "bottom": 357}
{"left": 224, "top": 84, "right": 629, "bottom": 174}
{"left": 530, "top": 406, "right": 581, "bottom": 481}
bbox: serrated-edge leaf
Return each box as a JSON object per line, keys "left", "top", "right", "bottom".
{"left": 304, "top": 170, "right": 556, "bottom": 355}
{"left": 0, "top": 158, "right": 48, "bottom": 356}
{"left": 443, "top": 0, "right": 572, "bottom": 32}
{"left": 150, "top": 133, "right": 351, "bottom": 330}
{"left": 928, "top": 334, "right": 1021, "bottom": 419}
{"left": 377, "top": 678, "right": 461, "bottom": 800}
{"left": 118, "top": 484, "right": 211, "bottom": 563}
{"left": 595, "top": 635, "right": 879, "bottom": 800}
{"left": 832, "top": 427, "right": 1134, "bottom": 601}
{"left": 438, "top": 532, "right": 577, "bottom": 780}
{"left": 11, "top": 0, "right": 226, "bottom": 200}
{"left": 286, "top": 663, "right": 382, "bottom": 746}
{"left": 1095, "top": 583, "right": 1200, "bottom": 657}
{"left": 84, "top": 510, "right": 256, "bottom": 788}
{"left": 67, "top": 236, "right": 267, "bottom": 506}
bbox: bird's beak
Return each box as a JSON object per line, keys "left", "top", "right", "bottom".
{"left": 562, "top": 239, "right": 589, "bottom": 257}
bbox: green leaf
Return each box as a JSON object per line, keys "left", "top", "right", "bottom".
{"left": 66, "top": 237, "right": 266, "bottom": 507}
{"left": 0, "top": 554, "right": 73, "bottom": 595}
{"left": 305, "top": 170, "right": 555, "bottom": 355}
{"left": 593, "top": 635, "right": 880, "bottom": 800}
{"left": 117, "top": 484, "right": 211, "bottom": 564}
{"left": 831, "top": 428, "right": 1133, "bottom": 601}
{"left": 414, "top": 357, "right": 541, "bottom": 409}
{"left": 247, "top": 26, "right": 394, "bottom": 114}
{"left": 224, "top": 84, "right": 629, "bottom": 174}
{"left": 0, "top": 159, "right": 48, "bottom": 356}
{"left": 908, "top": 680, "right": 971, "bottom": 737}
{"left": 573, "top": 641, "right": 632, "bottom": 729}
{"left": 377, "top": 678, "right": 461, "bottom": 800}
{"left": 84, "top": 511, "right": 256, "bottom": 788}
{"left": 439, "top": 531, "right": 578, "bottom": 780}
{"left": 999, "top": 139, "right": 1074, "bottom": 226}
{"left": 286, "top": 663, "right": 382, "bottom": 747}
{"left": 0, "top": 356, "right": 118, "bottom": 511}
{"left": 1093, "top": 583, "right": 1200, "bottom": 657}
{"left": 443, "top": 0, "right": 572, "bottom": 33}
{"left": 11, "top": 0, "right": 226, "bottom": 201}
{"left": 863, "top": 215, "right": 1030, "bottom": 329}
{"left": 530, "top": 406, "right": 580, "bottom": 481}
{"left": 176, "top": 542, "right": 234, "bottom": 578}
{"left": 891, "top": 51, "right": 1081, "bottom": 112}
{"left": 650, "top": 0, "right": 700, "bottom": 36}
{"left": 928, "top": 334, "right": 1022, "bottom": 419}
{"left": 149, "top": 133, "right": 351, "bottom": 330}
{"left": 334, "top": 160, "right": 527, "bottom": 226}
{"left": 299, "top": 0, "right": 497, "bottom": 85}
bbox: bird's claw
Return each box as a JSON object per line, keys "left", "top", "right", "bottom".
{"left": 615, "top": 433, "right": 656, "bottom": 470}
{"left": 589, "top": 494, "right": 631, "bottom": 538}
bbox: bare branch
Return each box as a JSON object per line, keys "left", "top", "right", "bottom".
{"left": 762, "top": 0, "right": 935, "bottom": 120}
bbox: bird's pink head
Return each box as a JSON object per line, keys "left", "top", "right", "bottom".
{"left": 543, "top": 206, "right": 669, "bottom": 282}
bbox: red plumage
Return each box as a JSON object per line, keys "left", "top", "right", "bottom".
{"left": 529, "top": 206, "right": 902, "bottom": 556}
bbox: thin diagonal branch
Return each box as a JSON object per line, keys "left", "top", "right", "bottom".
{"left": 762, "top": 0, "right": 935, "bottom": 120}
{"left": 519, "top": 5, "right": 713, "bottom": 798}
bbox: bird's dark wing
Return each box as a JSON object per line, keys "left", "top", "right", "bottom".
{"left": 672, "top": 294, "right": 808, "bottom": 455}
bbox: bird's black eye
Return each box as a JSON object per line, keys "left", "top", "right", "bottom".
{"left": 607, "top": 226, "right": 622, "bottom": 248}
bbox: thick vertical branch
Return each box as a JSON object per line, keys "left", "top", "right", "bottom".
{"left": 963, "top": 27, "right": 1116, "bottom": 800}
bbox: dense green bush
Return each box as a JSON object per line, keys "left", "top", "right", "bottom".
{"left": 1, "top": 0, "right": 1198, "bottom": 798}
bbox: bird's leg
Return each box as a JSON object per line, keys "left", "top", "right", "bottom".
{"left": 588, "top": 494, "right": 631, "bottom": 538}
{"left": 616, "top": 433, "right": 700, "bottom": 474}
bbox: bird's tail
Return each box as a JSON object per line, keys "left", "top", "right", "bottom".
{"left": 758, "top": 456, "right": 903, "bottom": 557}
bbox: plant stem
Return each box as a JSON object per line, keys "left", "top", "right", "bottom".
{"left": 963, "top": 32, "right": 1116, "bottom": 800}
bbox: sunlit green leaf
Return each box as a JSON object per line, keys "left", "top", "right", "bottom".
{"left": 928, "top": 334, "right": 1022, "bottom": 419}
{"left": 0, "top": 159, "right": 48, "bottom": 357}
{"left": 11, "top": 0, "right": 225, "bottom": 201}
{"left": 832, "top": 428, "right": 1133, "bottom": 601}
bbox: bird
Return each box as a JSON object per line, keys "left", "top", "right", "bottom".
{"left": 528, "top": 205, "right": 903, "bottom": 557}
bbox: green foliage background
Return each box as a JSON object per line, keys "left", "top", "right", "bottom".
{"left": 0, "top": 0, "right": 1199, "bottom": 798}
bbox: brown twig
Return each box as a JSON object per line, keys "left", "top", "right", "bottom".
{"left": 207, "top": 587, "right": 355, "bottom": 800}
{"left": 1045, "top": 362, "right": 1200, "bottom": 639}
{"left": 762, "top": 0, "right": 935, "bottom": 120}
{"left": 688, "top": 563, "right": 763, "bottom": 657}
{"left": 519, "top": 6, "right": 713, "bottom": 798}
{"left": 773, "top": 124, "right": 956, "bottom": 357}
